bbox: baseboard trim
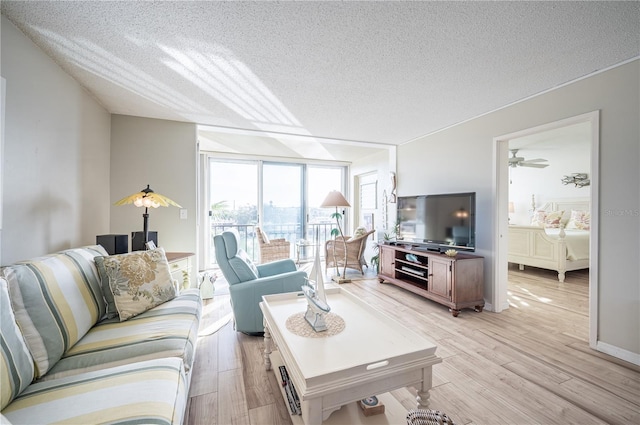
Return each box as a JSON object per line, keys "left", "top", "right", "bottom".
{"left": 596, "top": 341, "right": 640, "bottom": 366}
{"left": 483, "top": 301, "right": 509, "bottom": 313}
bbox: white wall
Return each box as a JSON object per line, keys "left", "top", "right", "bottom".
{"left": 398, "top": 60, "right": 639, "bottom": 359}
{"left": 509, "top": 133, "right": 591, "bottom": 225}
{"left": 110, "top": 115, "right": 198, "bottom": 283}
{"left": 0, "top": 16, "right": 111, "bottom": 264}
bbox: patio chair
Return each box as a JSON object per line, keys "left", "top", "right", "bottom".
{"left": 325, "top": 228, "right": 375, "bottom": 275}
{"left": 214, "top": 230, "right": 307, "bottom": 334}
{"left": 256, "top": 227, "right": 291, "bottom": 263}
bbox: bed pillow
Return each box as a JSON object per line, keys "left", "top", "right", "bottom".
{"left": 566, "top": 210, "right": 591, "bottom": 230}
{"left": 530, "top": 210, "right": 547, "bottom": 227}
{"left": 531, "top": 210, "right": 565, "bottom": 228}
{"left": 97, "top": 248, "right": 177, "bottom": 321}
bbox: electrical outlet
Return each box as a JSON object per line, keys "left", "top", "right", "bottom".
{"left": 179, "top": 209, "right": 187, "bottom": 220}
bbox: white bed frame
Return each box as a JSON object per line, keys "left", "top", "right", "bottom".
{"left": 508, "top": 198, "right": 590, "bottom": 282}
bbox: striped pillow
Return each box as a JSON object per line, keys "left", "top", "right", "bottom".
{"left": 0, "top": 277, "right": 35, "bottom": 410}
{"left": 3, "top": 247, "right": 107, "bottom": 378}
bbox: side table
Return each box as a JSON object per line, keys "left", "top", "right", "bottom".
{"left": 165, "top": 252, "right": 194, "bottom": 291}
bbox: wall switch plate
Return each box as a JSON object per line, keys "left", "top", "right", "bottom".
{"left": 179, "top": 209, "right": 187, "bottom": 219}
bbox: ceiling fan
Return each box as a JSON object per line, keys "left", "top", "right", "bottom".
{"left": 509, "top": 149, "right": 549, "bottom": 168}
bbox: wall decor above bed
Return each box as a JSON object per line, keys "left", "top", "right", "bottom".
{"left": 561, "top": 173, "right": 590, "bottom": 187}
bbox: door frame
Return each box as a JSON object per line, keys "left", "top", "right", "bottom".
{"left": 493, "top": 110, "right": 600, "bottom": 349}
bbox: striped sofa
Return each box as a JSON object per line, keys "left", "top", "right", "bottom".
{"left": 1, "top": 245, "right": 202, "bottom": 424}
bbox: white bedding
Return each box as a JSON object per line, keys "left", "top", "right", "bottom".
{"left": 545, "top": 228, "right": 590, "bottom": 261}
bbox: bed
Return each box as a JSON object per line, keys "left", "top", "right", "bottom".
{"left": 508, "top": 198, "right": 590, "bottom": 282}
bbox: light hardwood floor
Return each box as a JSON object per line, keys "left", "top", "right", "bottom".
{"left": 185, "top": 266, "right": 640, "bottom": 425}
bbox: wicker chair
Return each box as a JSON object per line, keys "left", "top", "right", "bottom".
{"left": 406, "top": 409, "right": 457, "bottom": 425}
{"left": 256, "top": 227, "right": 291, "bottom": 263}
{"left": 324, "top": 229, "right": 375, "bottom": 275}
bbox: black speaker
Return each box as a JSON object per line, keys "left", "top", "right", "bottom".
{"left": 131, "top": 231, "right": 158, "bottom": 251}
{"left": 96, "top": 234, "right": 128, "bottom": 255}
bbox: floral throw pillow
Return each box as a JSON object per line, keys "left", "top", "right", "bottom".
{"left": 531, "top": 210, "right": 565, "bottom": 228}
{"left": 100, "top": 248, "right": 176, "bottom": 321}
{"left": 544, "top": 210, "right": 565, "bottom": 228}
{"left": 530, "top": 210, "right": 547, "bottom": 227}
{"left": 566, "top": 210, "right": 591, "bottom": 230}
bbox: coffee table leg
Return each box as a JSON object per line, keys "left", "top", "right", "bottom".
{"left": 416, "top": 366, "right": 433, "bottom": 409}
{"left": 301, "top": 399, "right": 324, "bottom": 425}
{"left": 263, "top": 322, "right": 272, "bottom": 371}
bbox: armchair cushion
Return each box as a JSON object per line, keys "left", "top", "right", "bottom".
{"left": 257, "top": 258, "right": 298, "bottom": 277}
{"left": 228, "top": 250, "right": 259, "bottom": 282}
{"left": 215, "top": 231, "right": 259, "bottom": 284}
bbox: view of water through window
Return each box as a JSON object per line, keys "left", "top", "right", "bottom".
{"left": 208, "top": 159, "right": 345, "bottom": 265}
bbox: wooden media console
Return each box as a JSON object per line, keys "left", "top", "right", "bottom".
{"left": 378, "top": 243, "right": 484, "bottom": 316}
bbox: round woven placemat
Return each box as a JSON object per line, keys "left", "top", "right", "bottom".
{"left": 285, "top": 312, "right": 346, "bottom": 338}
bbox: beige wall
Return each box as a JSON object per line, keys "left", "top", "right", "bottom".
{"left": 399, "top": 60, "right": 639, "bottom": 359}
{"left": 1, "top": 16, "right": 199, "bottom": 279}
{"left": 0, "top": 16, "right": 111, "bottom": 264}
{"left": 110, "top": 115, "right": 198, "bottom": 282}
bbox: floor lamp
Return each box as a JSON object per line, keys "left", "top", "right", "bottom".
{"left": 320, "top": 190, "right": 351, "bottom": 284}
{"left": 115, "top": 185, "right": 181, "bottom": 248}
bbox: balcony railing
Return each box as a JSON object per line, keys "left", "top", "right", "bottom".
{"left": 210, "top": 222, "right": 336, "bottom": 265}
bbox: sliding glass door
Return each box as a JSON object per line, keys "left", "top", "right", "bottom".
{"left": 262, "top": 162, "right": 303, "bottom": 245}
{"left": 209, "top": 160, "right": 259, "bottom": 262}
{"left": 307, "top": 165, "right": 345, "bottom": 244}
{"left": 206, "top": 157, "right": 346, "bottom": 267}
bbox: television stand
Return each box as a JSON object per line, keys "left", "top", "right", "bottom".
{"left": 378, "top": 244, "right": 484, "bottom": 316}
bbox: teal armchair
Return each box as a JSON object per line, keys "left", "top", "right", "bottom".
{"left": 214, "top": 231, "right": 307, "bottom": 334}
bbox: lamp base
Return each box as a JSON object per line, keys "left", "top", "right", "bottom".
{"left": 331, "top": 276, "right": 351, "bottom": 284}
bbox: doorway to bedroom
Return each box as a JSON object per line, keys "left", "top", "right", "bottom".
{"left": 494, "top": 111, "right": 599, "bottom": 349}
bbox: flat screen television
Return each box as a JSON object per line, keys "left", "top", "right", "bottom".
{"left": 397, "top": 192, "right": 476, "bottom": 252}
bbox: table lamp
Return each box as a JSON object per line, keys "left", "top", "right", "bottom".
{"left": 115, "top": 185, "right": 181, "bottom": 248}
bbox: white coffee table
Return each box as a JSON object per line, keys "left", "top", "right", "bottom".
{"left": 260, "top": 286, "right": 441, "bottom": 425}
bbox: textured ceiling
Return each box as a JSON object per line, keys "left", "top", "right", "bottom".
{"left": 2, "top": 1, "right": 639, "bottom": 160}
